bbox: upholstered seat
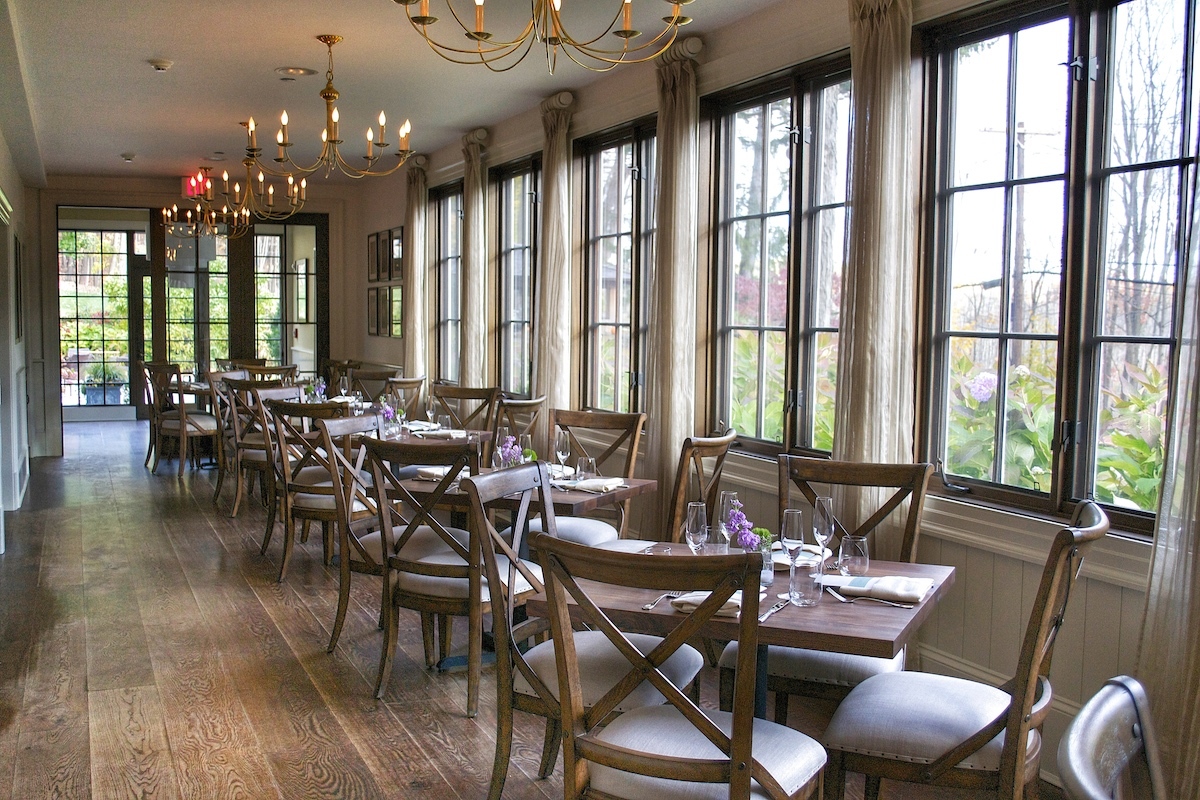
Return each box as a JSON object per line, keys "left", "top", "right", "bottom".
{"left": 591, "top": 705, "right": 826, "bottom": 800}
{"left": 160, "top": 413, "right": 218, "bottom": 433}
{"left": 528, "top": 515, "right": 617, "bottom": 547}
{"left": 718, "top": 643, "right": 905, "bottom": 691}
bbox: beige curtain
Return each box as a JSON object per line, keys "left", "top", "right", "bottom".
{"left": 1137, "top": 168, "right": 1200, "bottom": 795}
{"left": 403, "top": 156, "right": 428, "bottom": 380}
{"left": 832, "top": 0, "right": 916, "bottom": 562}
{"left": 461, "top": 128, "right": 489, "bottom": 387}
{"left": 534, "top": 92, "right": 574, "bottom": 452}
{"left": 640, "top": 38, "right": 703, "bottom": 539}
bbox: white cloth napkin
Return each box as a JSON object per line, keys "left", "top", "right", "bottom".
{"left": 669, "top": 590, "right": 763, "bottom": 618}
{"left": 416, "top": 465, "right": 467, "bottom": 481}
{"left": 823, "top": 575, "right": 933, "bottom": 603}
{"left": 417, "top": 428, "right": 466, "bottom": 439}
{"left": 572, "top": 477, "right": 625, "bottom": 493}
{"left": 770, "top": 544, "right": 831, "bottom": 570}
{"left": 407, "top": 420, "right": 437, "bottom": 431}
{"left": 330, "top": 395, "right": 355, "bottom": 403}
{"left": 548, "top": 464, "right": 576, "bottom": 479}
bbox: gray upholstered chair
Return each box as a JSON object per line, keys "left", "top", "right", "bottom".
{"left": 822, "top": 501, "right": 1109, "bottom": 800}
{"left": 1058, "top": 675, "right": 1165, "bottom": 800}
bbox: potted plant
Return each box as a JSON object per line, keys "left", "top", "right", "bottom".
{"left": 84, "top": 361, "right": 128, "bottom": 405}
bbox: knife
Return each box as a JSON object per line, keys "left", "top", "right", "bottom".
{"left": 758, "top": 599, "right": 788, "bottom": 623}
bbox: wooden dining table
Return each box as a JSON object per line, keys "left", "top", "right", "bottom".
{"left": 524, "top": 550, "right": 955, "bottom": 717}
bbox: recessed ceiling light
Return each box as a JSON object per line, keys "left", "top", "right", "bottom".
{"left": 202, "top": 151, "right": 227, "bottom": 162}
{"left": 120, "top": 152, "right": 135, "bottom": 163}
{"left": 147, "top": 59, "right": 173, "bottom": 72}
{"left": 275, "top": 66, "right": 317, "bottom": 78}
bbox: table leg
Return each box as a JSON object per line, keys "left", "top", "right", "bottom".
{"left": 755, "top": 643, "right": 768, "bottom": 719}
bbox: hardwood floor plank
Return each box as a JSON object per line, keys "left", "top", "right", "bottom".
{"left": 20, "top": 586, "right": 88, "bottom": 734}
{"left": 12, "top": 722, "right": 91, "bottom": 799}
{"left": 88, "top": 687, "right": 181, "bottom": 800}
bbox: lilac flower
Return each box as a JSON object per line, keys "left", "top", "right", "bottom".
{"left": 380, "top": 403, "right": 396, "bottom": 422}
{"left": 967, "top": 372, "right": 998, "bottom": 403}
{"left": 314, "top": 378, "right": 326, "bottom": 399}
{"left": 497, "top": 435, "right": 522, "bottom": 467}
{"left": 729, "top": 499, "right": 759, "bottom": 550}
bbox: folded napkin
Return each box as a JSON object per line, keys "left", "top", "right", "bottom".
{"left": 417, "top": 429, "right": 466, "bottom": 439}
{"left": 330, "top": 395, "right": 355, "bottom": 403}
{"left": 770, "top": 544, "right": 831, "bottom": 570}
{"left": 548, "top": 464, "right": 576, "bottom": 479}
{"left": 407, "top": 420, "right": 437, "bottom": 431}
{"left": 573, "top": 477, "right": 625, "bottom": 493}
{"left": 824, "top": 575, "right": 933, "bottom": 604}
{"left": 670, "top": 590, "right": 760, "bottom": 618}
{"left": 416, "top": 465, "right": 467, "bottom": 481}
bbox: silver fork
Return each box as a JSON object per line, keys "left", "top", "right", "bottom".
{"left": 642, "top": 591, "right": 686, "bottom": 610}
{"left": 825, "top": 587, "right": 915, "bottom": 609}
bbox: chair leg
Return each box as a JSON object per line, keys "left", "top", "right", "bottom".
{"left": 144, "top": 425, "right": 154, "bottom": 467}
{"left": 702, "top": 636, "right": 725, "bottom": 668}
{"left": 322, "top": 522, "right": 333, "bottom": 566}
{"left": 151, "top": 430, "right": 164, "bottom": 474}
{"left": 537, "top": 719, "right": 562, "bottom": 779}
{"left": 488, "top": 694, "right": 515, "bottom": 800}
{"left": 328, "top": 526, "right": 353, "bottom": 653}
{"left": 177, "top": 430, "right": 187, "bottom": 476}
{"left": 773, "top": 689, "right": 790, "bottom": 725}
{"left": 438, "top": 614, "right": 452, "bottom": 664}
{"left": 374, "top": 599, "right": 399, "bottom": 699}
{"left": 212, "top": 452, "right": 226, "bottom": 504}
{"left": 825, "top": 750, "right": 847, "bottom": 800}
{"left": 468, "top": 602, "right": 482, "bottom": 717}
{"left": 232, "top": 461, "right": 247, "bottom": 518}
{"left": 718, "top": 664, "right": 735, "bottom": 712}
{"left": 420, "top": 612, "right": 437, "bottom": 668}
{"left": 276, "top": 517, "right": 295, "bottom": 583}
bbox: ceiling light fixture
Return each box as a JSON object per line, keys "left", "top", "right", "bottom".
{"left": 392, "top": 0, "right": 693, "bottom": 73}
{"left": 243, "top": 35, "right": 413, "bottom": 181}
{"left": 162, "top": 165, "right": 304, "bottom": 240}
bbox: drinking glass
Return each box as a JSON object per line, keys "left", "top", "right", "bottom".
{"left": 838, "top": 534, "right": 870, "bottom": 577}
{"left": 352, "top": 390, "right": 365, "bottom": 416}
{"left": 684, "top": 501, "right": 708, "bottom": 553}
{"left": 425, "top": 404, "right": 435, "bottom": 425}
{"left": 519, "top": 433, "right": 533, "bottom": 463}
{"left": 814, "top": 495, "right": 834, "bottom": 572}
{"left": 780, "top": 508, "right": 807, "bottom": 601}
{"left": 437, "top": 414, "right": 452, "bottom": 431}
{"left": 338, "top": 376, "right": 350, "bottom": 397}
{"left": 554, "top": 429, "right": 570, "bottom": 474}
{"left": 493, "top": 425, "right": 511, "bottom": 469}
{"left": 717, "top": 490, "right": 739, "bottom": 551}
{"left": 577, "top": 457, "right": 597, "bottom": 480}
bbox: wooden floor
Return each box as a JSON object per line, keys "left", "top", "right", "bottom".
{"left": 0, "top": 421, "right": 1066, "bottom": 800}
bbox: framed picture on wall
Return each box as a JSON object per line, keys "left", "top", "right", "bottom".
{"left": 377, "top": 284, "right": 391, "bottom": 334}
{"left": 367, "top": 288, "right": 379, "bottom": 335}
{"left": 390, "top": 227, "right": 404, "bottom": 278}
{"left": 367, "top": 233, "right": 379, "bottom": 282}
{"left": 390, "top": 285, "right": 403, "bottom": 338}
{"left": 377, "top": 230, "right": 392, "bottom": 282}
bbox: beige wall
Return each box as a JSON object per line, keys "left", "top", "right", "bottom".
{"left": 0, "top": 125, "right": 29, "bottom": 527}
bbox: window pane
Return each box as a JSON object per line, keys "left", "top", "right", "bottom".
{"left": 732, "top": 107, "right": 764, "bottom": 217}
{"left": 812, "top": 331, "right": 838, "bottom": 451}
{"left": 762, "top": 330, "right": 786, "bottom": 441}
{"left": 1000, "top": 338, "right": 1057, "bottom": 490}
{"left": 1010, "top": 180, "right": 1064, "bottom": 334}
{"left": 817, "top": 82, "right": 851, "bottom": 205}
{"left": 949, "top": 188, "right": 1005, "bottom": 332}
{"left": 1100, "top": 166, "right": 1179, "bottom": 338}
{"left": 812, "top": 207, "right": 844, "bottom": 328}
{"left": 766, "top": 99, "right": 793, "bottom": 214}
{"left": 729, "top": 329, "right": 762, "bottom": 437}
{"left": 944, "top": 337, "right": 1000, "bottom": 481}
{"left": 1093, "top": 342, "right": 1168, "bottom": 511}
{"left": 731, "top": 218, "right": 762, "bottom": 327}
{"left": 1013, "top": 20, "right": 1070, "bottom": 179}
{"left": 1108, "top": 0, "right": 1185, "bottom": 168}
{"left": 952, "top": 34, "right": 1010, "bottom": 186}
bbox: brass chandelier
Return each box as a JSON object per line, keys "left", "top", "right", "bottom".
{"left": 243, "top": 34, "right": 413, "bottom": 180}
{"left": 162, "top": 166, "right": 304, "bottom": 241}
{"left": 393, "top": 0, "right": 693, "bottom": 73}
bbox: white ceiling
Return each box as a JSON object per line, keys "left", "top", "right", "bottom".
{"left": 3, "top": 0, "right": 780, "bottom": 184}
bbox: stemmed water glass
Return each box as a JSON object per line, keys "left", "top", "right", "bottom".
{"left": 780, "top": 508, "right": 807, "bottom": 602}
{"left": 425, "top": 403, "right": 436, "bottom": 426}
{"left": 814, "top": 496, "right": 834, "bottom": 573}
{"left": 338, "top": 375, "right": 350, "bottom": 398}
{"left": 554, "top": 429, "right": 570, "bottom": 476}
{"left": 684, "top": 501, "right": 708, "bottom": 553}
{"left": 717, "top": 490, "right": 739, "bottom": 551}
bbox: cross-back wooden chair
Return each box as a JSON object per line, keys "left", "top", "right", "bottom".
{"left": 231, "top": 358, "right": 268, "bottom": 367}
{"left": 349, "top": 367, "right": 402, "bottom": 403}
{"left": 362, "top": 436, "right": 485, "bottom": 705}
{"left": 384, "top": 376, "right": 425, "bottom": 420}
{"left": 317, "top": 414, "right": 384, "bottom": 653}
{"left": 246, "top": 385, "right": 305, "bottom": 538}
{"left": 533, "top": 534, "right": 826, "bottom": 800}
{"left": 222, "top": 376, "right": 284, "bottom": 516}
{"left": 206, "top": 368, "right": 248, "bottom": 503}
{"left": 144, "top": 362, "right": 219, "bottom": 476}
{"left": 663, "top": 429, "right": 739, "bottom": 544}
{"left": 245, "top": 363, "right": 297, "bottom": 384}
{"left": 534, "top": 408, "right": 646, "bottom": 547}
{"left": 1058, "top": 675, "right": 1165, "bottom": 800}
{"left": 491, "top": 394, "right": 546, "bottom": 462}
{"left": 323, "top": 358, "right": 362, "bottom": 389}
{"left": 463, "top": 463, "right": 705, "bottom": 800}
{"left": 718, "top": 457, "right": 934, "bottom": 717}
{"left": 262, "top": 397, "right": 348, "bottom": 582}
{"left": 138, "top": 360, "right": 174, "bottom": 468}
{"left": 822, "top": 501, "right": 1109, "bottom": 800}
{"left": 429, "top": 384, "right": 500, "bottom": 432}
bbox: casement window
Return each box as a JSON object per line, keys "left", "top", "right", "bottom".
{"left": 495, "top": 160, "right": 540, "bottom": 397}
{"left": 432, "top": 185, "right": 464, "bottom": 384}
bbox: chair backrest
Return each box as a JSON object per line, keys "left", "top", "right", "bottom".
{"left": 922, "top": 501, "right": 1109, "bottom": 790}
{"left": 778, "top": 456, "right": 934, "bottom": 562}
{"left": 249, "top": 386, "right": 304, "bottom": 467}
{"left": 385, "top": 376, "right": 426, "bottom": 420}
{"left": 664, "top": 429, "right": 738, "bottom": 543}
{"left": 206, "top": 369, "right": 249, "bottom": 433}
{"left": 349, "top": 367, "right": 402, "bottom": 402}
{"left": 142, "top": 362, "right": 180, "bottom": 423}
{"left": 532, "top": 534, "right": 783, "bottom": 798}
{"left": 323, "top": 358, "right": 363, "bottom": 389}
{"left": 462, "top": 464, "right": 557, "bottom": 711}
{"left": 430, "top": 384, "right": 501, "bottom": 431}
{"left": 245, "top": 364, "right": 298, "bottom": 384}
{"left": 224, "top": 376, "right": 284, "bottom": 445}
{"left": 493, "top": 395, "right": 547, "bottom": 457}
{"left": 317, "top": 415, "right": 384, "bottom": 568}
{"left": 548, "top": 409, "right": 646, "bottom": 539}
{"left": 231, "top": 357, "right": 268, "bottom": 367}
{"left": 1059, "top": 675, "right": 1165, "bottom": 800}
{"left": 265, "top": 398, "right": 347, "bottom": 494}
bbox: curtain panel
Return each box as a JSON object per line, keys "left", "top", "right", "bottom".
{"left": 461, "top": 129, "right": 489, "bottom": 387}
{"left": 833, "top": 0, "right": 916, "bottom": 561}
{"left": 403, "top": 157, "right": 428, "bottom": 379}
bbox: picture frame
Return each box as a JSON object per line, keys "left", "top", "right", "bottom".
{"left": 367, "top": 288, "right": 379, "bottom": 335}
{"left": 390, "top": 226, "right": 404, "bottom": 278}
{"left": 377, "top": 284, "right": 391, "bottom": 334}
{"left": 367, "top": 233, "right": 379, "bottom": 282}
{"left": 390, "top": 284, "right": 403, "bottom": 338}
{"left": 377, "top": 230, "right": 392, "bottom": 282}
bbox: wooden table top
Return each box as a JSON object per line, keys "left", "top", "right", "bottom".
{"left": 525, "top": 557, "right": 955, "bottom": 659}
{"left": 394, "top": 472, "right": 657, "bottom": 517}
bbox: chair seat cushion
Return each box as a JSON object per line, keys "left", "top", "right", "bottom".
{"left": 717, "top": 642, "right": 905, "bottom": 688}
{"left": 823, "top": 671, "right": 1040, "bottom": 772}
{"left": 590, "top": 705, "right": 825, "bottom": 799}
{"left": 390, "top": 527, "right": 540, "bottom": 601}
{"left": 161, "top": 413, "right": 218, "bottom": 433}
{"left": 528, "top": 515, "right": 618, "bottom": 547}
{"left": 514, "top": 630, "right": 703, "bottom": 713}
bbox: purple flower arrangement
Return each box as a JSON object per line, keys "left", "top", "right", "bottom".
{"left": 380, "top": 403, "right": 396, "bottom": 422}
{"left": 729, "top": 499, "right": 759, "bottom": 550}
{"left": 313, "top": 377, "right": 327, "bottom": 399}
{"left": 496, "top": 435, "right": 522, "bottom": 468}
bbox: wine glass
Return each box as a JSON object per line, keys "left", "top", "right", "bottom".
{"left": 684, "top": 501, "right": 708, "bottom": 553}
{"left": 813, "top": 495, "right": 834, "bottom": 573}
{"left": 717, "top": 490, "right": 739, "bottom": 551}
{"left": 780, "top": 508, "right": 810, "bottom": 604}
{"left": 519, "top": 433, "right": 533, "bottom": 463}
{"left": 554, "top": 429, "right": 570, "bottom": 476}
{"left": 425, "top": 403, "right": 436, "bottom": 425}
{"left": 338, "top": 375, "right": 350, "bottom": 398}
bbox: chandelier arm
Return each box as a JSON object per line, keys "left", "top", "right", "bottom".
{"left": 560, "top": 25, "right": 681, "bottom": 66}
{"left": 407, "top": 2, "right": 537, "bottom": 51}
{"left": 545, "top": 2, "right": 625, "bottom": 49}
